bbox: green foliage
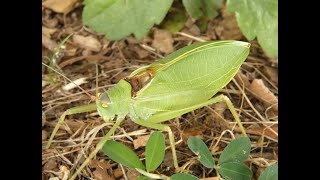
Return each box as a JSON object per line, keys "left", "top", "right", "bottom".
{"left": 218, "top": 137, "right": 251, "bottom": 165}
{"left": 102, "top": 140, "right": 145, "bottom": 170}
{"left": 170, "top": 173, "right": 199, "bottom": 180}
{"left": 161, "top": 8, "right": 187, "bottom": 32}
{"left": 82, "top": 0, "right": 173, "bottom": 40}
{"left": 182, "top": 0, "right": 223, "bottom": 20}
{"left": 136, "top": 176, "right": 152, "bottom": 180}
{"left": 227, "top": 0, "right": 278, "bottom": 57}
{"left": 187, "top": 136, "right": 215, "bottom": 168}
{"left": 259, "top": 163, "right": 278, "bottom": 180}
{"left": 218, "top": 162, "right": 253, "bottom": 180}
{"left": 145, "top": 131, "right": 165, "bottom": 172}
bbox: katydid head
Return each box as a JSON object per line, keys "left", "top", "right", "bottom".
{"left": 96, "top": 92, "right": 116, "bottom": 121}
{"left": 96, "top": 79, "right": 132, "bottom": 122}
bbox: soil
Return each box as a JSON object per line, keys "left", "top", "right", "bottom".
{"left": 42, "top": 1, "right": 278, "bottom": 180}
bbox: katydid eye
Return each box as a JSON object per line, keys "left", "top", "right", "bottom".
{"left": 99, "top": 92, "right": 111, "bottom": 106}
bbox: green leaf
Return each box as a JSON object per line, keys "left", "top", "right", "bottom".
{"left": 218, "top": 137, "right": 251, "bottom": 165}
{"left": 259, "top": 163, "right": 278, "bottom": 180}
{"left": 102, "top": 140, "right": 144, "bottom": 170}
{"left": 227, "top": 0, "right": 278, "bottom": 57}
{"left": 218, "top": 162, "right": 252, "bottom": 180}
{"left": 171, "top": 173, "right": 199, "bottom": 180}
{"left": 182, "top": 0, "right": 223, "bottom": 20}
{"left": 161, "top": 8, "right": 187, "bottom": 33}
{"left": 136, "top": 176, "right": 152, "bottom": 180}
{"left": 187, "top": 136, "right": 215, "bottom": 168}
{"left": 83, "top": 0, "right": 173, "bottom": 40}
{"left": 145, "top": 131, "right": 165, "bottom": 172}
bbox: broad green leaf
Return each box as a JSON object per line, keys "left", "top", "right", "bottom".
{"left": 227, "top": 0, "right": 278, "bottom": 57}
{"left": 145, "top": 131, "right": 165, "bottom": 172}
{"left": 259, "top": 163, "right": 278, "bottom": 180}
{"left": 161, "top": 8, "right": 187, "bottom": 32}
{"left": 218, "top": 137, "right": 251, "bottom": 165}
{"left": 187, "top": 136, "right": 215, "bottom": 168}
{"left": 102, "top": 140, "right": 144, "bottom": 170}
{"left": 182, "top": 0, "right": 223, "bottom": 20}
{"left": 83, "top": 0, "right": 173, "bottom": 40}
{"left": 171, "top": 173, "right": 199, "bottom": 180}
{"left": 218, "top": 162, "right": 252, "bottom": 180}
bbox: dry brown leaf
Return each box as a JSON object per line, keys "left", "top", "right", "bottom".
{"left": 163, "top": 151, "right": 183, "bottom": 168}
{"left": 42, "top": 26, "right": 57, "bottom": 38}
{"left": 113, "top": 167, "right": 123, "bottom": 179}
{"left": 246, "top": 125, "right": 278, "bottom": 140}
{"left": 127, "top": 168, "right": 140, "bottom": 180}
{"left": 42, "top": 0, "right": 79, "bottom": 14}
{"left": 249, "top": 79, "right": 278, "bottom": 111}
{"left": 152, "top": 29, "right": 174, "bottom": 54}
{"left": 73, "top": 35, "right": 102, "bottom": 52}
{"left": 235, "top": 71, "right": 251, "bottom": 88}
{"left": 58, "top": 166, "right": 70, "bottom": 180}
{"left": 42, "top": 34, "right": 57, "bottom": 52}
{"left": 215, "top": 14, "right": 243, "bottom": 40}
{"left": 93, "top": 169, "right": 114, "bottom": 180}
{"left": 181, "top": 128, "right": 203, "bottom": 143}
{"left": 133, "top": 134, "right": 151, "bottom": 149}
{"left": 44, "top": 159, "right": 58, "bottom": 171}
{"left": 262, "top": 66, "right": 278, "bottom": 85}
{"left": 42, "top": 130, "right": 48, "bottom": 141}
{"left": 89, "top": 159, "right": 111, "bottom": 169}
{"left": 133, "top": 45, "right": 150, "bottom": 59}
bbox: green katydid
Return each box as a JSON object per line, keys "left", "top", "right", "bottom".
{"left": 45, "top": 40, "right": 250, "bottom": 180}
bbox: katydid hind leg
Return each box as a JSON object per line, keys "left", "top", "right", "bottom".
{"left": 134, "top": 119, "right": 182, "bottom": 172}
{"left": 45, "top": 103, "right": 97, "bottom": 149}
{"left": 147, "top": 94, "right": 247, "bottom": 136}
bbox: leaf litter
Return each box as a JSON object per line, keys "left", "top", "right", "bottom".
{"left": 42, "top": 2, "right": 278, "bottom": 179}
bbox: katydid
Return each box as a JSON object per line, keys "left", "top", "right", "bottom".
{"left": 45, "top": 40, "right": 250, "bottom": 180}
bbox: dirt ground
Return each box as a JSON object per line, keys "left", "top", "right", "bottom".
{"left": 42, "top": 1, "right": 278, "bottom": 180}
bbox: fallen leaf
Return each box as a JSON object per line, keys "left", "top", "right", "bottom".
{"left": 127, "top": 168, "right": 140, "bottom": 180}
{"left": 163, "top": 151, "right": 183, "bottom": 168}
{"left": 44, "top": 159, "right": 57, "bottom": 171}
{"left": 58, "top": 166, "right": 70, "bottom": 180}
{"left": 181, "top": 127, "right": 203, "bottom": 143}
{"left": 235, "top": 71, "right": 251, "bottom": 88}
{"left": 246, "top": 125, "right": 278, "bottom": 140}
{"left": 133, "top": 134, "right": 151, "bottom": 149}
{"left": 89, "top": 159, "right": 111, "bottom": 169}
{"left": 249, "top": 79, "right": 278, "bottom": 111}
{"left": 215, "top": 13, "right": 243, "bottom": 40}
{"left": 42, "top": 26, "right": 57, "bottom": 38}
{"left": 42, "top": 130, "right": 48, "bottom": 141}
{"left": 93, "top": 169, "right": 114, "bottom": 180}
{"left": 73, "top": 35, "right": 102, "bottom": 52}
{"left": 42, "top": 0, "right": 79, "bottom": 14}
{"left": 133, "top": 45, "right": 150, "bottom": 59}
{"left": 113, "top": 167, "right": 123, "bottom": 179}
{"left": 42, "top": 34, "right": 57, "bottom": 52}
{"left": 152, "top": 29, "right": 174, "bottom": 54}
{"left": 262, "top": 66, "right": 278, "bottom": 85}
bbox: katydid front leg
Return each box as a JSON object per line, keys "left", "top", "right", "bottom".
{"left": 46, "top": 104, "right": 97, "bottom": 149}
{"left": 69, "top": 117, "right": 125, "bottom": 180}
{"left": 135, "top": 94, "right": 247, "bottom": 172}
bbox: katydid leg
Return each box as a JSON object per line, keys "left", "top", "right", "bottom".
{"left": 134, "top": 94, "right": 247, "bottom": 172}
{"left": 69, "top": 117, "right": 125, "bottom": 180}
{"left": 46, "top": 104, "right": 97, "bottom": 149}
{"left": 134, "top": 119, "right": 181, "bottom": 171}
{"left": 147, "top": 94, "right": 247, "bottom": 136}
